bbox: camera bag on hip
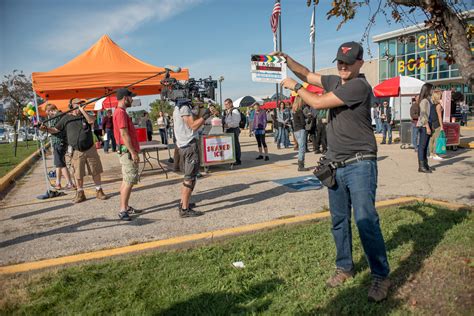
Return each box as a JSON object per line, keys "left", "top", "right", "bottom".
{"left": 313, "top": 156, "right": 336, "bottom": 188}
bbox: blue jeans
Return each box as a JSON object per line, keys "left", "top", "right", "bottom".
{"left": 328, "top": 160, "right": 390, "bottom": 278}
{"left": 411, "top": 123, "right": 419, "bottom": 150}
{"left": 418, "top": 127, "right": 431, "bottom": 161}
{"left": 277, "top": 127, "right": 290, "bottom": 147}
{"left": 159, "top": 129, "right": 168, "bottom": 144}
{"left": 294, "top": 129, "right": 306, "bottom": 162}
{"left": 375, "top": 118, "right": 382, "bottom": 133}
{"left": 104, "top": 128, "right": 116, "bottom": 152}
{"left": 382, "top": 122, "right": 392, "bottom": 143}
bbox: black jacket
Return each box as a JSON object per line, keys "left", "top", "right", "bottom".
{"left": 380, "top": 106, "right": 392, "bottom": 123}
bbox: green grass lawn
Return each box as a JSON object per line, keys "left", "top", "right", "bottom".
{"left": 1, "top": 203, "right": 473, "bottom": 315}
{"left": 0, "top": 142, "right": 39, "bottom": 177}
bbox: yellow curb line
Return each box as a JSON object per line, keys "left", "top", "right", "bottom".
{"left": 0, "top": 144, "right": 50, "bottom": 193}
{"left": 459, "top": 142, "right": 474, "bottom": 149}
{"left": 0, "top": 196, "right": 470, "bottom": 275}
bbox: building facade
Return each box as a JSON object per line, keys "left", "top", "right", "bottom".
{"left": 373, "top": 10, "right": 473, "bottom": 105}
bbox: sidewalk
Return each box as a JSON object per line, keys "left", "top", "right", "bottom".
{"left": 0, "top": 132, "right": 473, "bottom": 266}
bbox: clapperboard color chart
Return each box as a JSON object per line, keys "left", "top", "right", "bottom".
{"left": 251, "top": 55, "right": 287, "bottom": 83}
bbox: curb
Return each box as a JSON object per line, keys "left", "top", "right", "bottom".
{"left": 459, "top": 141, "right": 474, "bottom": 149}
{"left": 0, "top": 144, "right": 49, "bottom": 194}
{"left": 0, "top": 196, "right": 470, "bottom": 275}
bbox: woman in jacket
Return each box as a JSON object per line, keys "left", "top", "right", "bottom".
{"left": 252, "top": 103, "right": 269, "bottom": 161}
{"left": 292, "top": 96, "right": 309, "bottom": 171}
{"left": 416, "top": 83, "right": 434, "bottom": 173}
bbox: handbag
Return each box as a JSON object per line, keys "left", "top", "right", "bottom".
{"left": 435, "top": 130, "right": 447, "bottom": 155}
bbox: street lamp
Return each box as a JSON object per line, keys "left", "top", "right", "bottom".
{"left": 218, "top": 76, "right": 224, "bottom": 107}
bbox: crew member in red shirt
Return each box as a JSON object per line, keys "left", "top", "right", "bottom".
{"left": 113, "top": 88, "right": 142, "bottom": 221}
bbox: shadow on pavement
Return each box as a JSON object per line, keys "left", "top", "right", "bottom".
{"left": 303, "top": 203, "right": 470, "bottom": 315}
{"left": 0, "top": 217, "right": 156, "bottom": 248}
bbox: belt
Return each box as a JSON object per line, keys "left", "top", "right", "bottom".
{"left": 332, "top": 153, "right": 377, "bottom": 168}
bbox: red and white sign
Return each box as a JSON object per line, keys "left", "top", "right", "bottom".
{"left": 202, "top": 135, "right": 235, "bottom": 164}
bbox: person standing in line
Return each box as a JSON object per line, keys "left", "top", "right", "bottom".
{"left": 113, "top": 88, "right": 142, "bottom": 221}
{"left": 143, "top": 112, "right": 153, "bottom": 142}
{"left": 417, "top": 83, "right": 434, "bottom": 173}
{"left": 314, "top": 108, "right": 328, "bottom": 154}
{"left": 292, "top": 96, "right": 309, "bottom": 171}
{"left": 248, "top": 106, "right": 256, "bottom": 137}
{"left": 252, "top": 102, "right": 270, "bottom": 161}
{"left": 380, "top": 101, "right": 393, "bottom": 144}
{"left": 410, "top": 96, "right": 420, "bottom": 151}
{"left": 428, "top": 90, "right": 444, "bottom": 161}
{"left": 45, "top": 103, "right": 75, "bottom": 190}
{"left": 223, "top": 98, "right": 242, "bottom": 165}
{"left": 276, "top": 41, "right": 391, "bottom": 302}
{"left": 276, "top": 101, "right": 291, "bottom": 148}
{"left": 102, "top": 109, "right": 117, "bottom": 153}
{"left": 157, "top": 111, "right": 168, "bottom": 144}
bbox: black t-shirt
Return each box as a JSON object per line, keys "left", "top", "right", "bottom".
{"left": 55, "top": 114, "right": 94, "bottom": 151}
{"left": 321, "top": 74, "right": 377, "bottom": 162}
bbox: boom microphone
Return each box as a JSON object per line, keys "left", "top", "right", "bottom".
{"left": 164, "top": 65, "right": 182, "bottom": 73}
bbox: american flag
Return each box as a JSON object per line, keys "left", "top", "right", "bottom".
{"left": 310, "top": 9, "right": 315, "bottom": 44}
{"left": 270, "top": 0, "right": 281, "bottom": 34}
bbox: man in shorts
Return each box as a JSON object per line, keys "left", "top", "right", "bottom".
{"left": 113, "top": 88, "right": 142, "bottom": 221}
{"left": 45, "top": 103, "right": 75, "bottom": 190}
{"left": 173, "top": 98, "right": 217, "bottom": 217}
{"left": 41, "top": 98, "right": 108, "bottom": 203}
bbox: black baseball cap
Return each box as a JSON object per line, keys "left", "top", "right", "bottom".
{"left": 116, "top": 88, "right": 136, "bottom": 100}
{"left": 333, "top": 41, "right": 364, "bottom": 65}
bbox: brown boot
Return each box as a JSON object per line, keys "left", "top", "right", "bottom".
{"left": 326, "top": 268, "right": 355, "bottom": 288}
{"left": 368, "top": 276, "right": 391, "bottom": 302}
{"left": 96, "top": 188, "right": 108, "bottom": 200}
{"left": 72, "top": 190, "right": 86, "bottom": 203}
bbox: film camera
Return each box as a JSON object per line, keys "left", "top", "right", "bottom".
{"left": 161, "top": 75, "right": 217, "bottom": 102}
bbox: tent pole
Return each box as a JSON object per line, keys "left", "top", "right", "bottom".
{"left": 32, "top": 81, "right": 58, "bottom": 198}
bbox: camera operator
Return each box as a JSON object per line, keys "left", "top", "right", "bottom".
{"left": 275, "top": 41, "right": 390, "bottom": 302}
{"left": 223, "top": 98, "right": 242, "bottom": 165}
{"left": 173, "top": 98, "right": 218, "bottom": 217}
{"left": 41, "top": 98, "right": 108, "bottom": 203}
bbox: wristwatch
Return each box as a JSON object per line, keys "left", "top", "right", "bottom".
{"left": 293, "top": 83, "right": 303, "bottom": 92}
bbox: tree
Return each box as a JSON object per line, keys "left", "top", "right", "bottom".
{"left": 307, "top": 0, "right": 473, "bottom": 88}
{"left": 0, "top": 70, "right": 35, "bottom": 156}
{"left": 149, "top": 99, "right": 174, "bottom": 122}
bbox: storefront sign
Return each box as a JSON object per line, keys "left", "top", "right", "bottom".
{"left": 201, "top": 134, "right": 235, "bottom": 165}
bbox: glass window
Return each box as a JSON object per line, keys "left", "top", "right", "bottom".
{"left": 439, "top": 53, "right": 449, "bottom": 73}
{"left": 406, "top": 35, "right": 416, "bottom": 54}
{"left": 450, "top": 69, "right": 460, "bottom": 77}
{"left": 439, "top": 71, "right": 450, "bottom": 79}
{"left": 388, "top": 58, "right": 396, "bottom": 78}
{"left": 426, "top": 30, "right": 438, "bottom": 50}
{"left": 379, "top": 41, "right": 387, "bottom": 58}
{"left": 397, "top": 37, "right": 405, "bottom": 55}
{"left": 426, "top": 50, "right": 438, "bottom": 73}
{"left": 379, "top": 59, "right": 388, "bottom": 81}
{"left": 388, "top": 39, "right": 396, "bottom": 56}
{"left": 416, "top": 32, "right": 428, "bottom": 52}
{"left": 427, "top": 72, "right": 438, "bottom": 80}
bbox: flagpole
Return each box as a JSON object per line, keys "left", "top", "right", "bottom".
{"left": 278, "top": 0, "right": 282, "bottom": 104}
{"left": 311, "top": 3, "right": 316, "bottom": 72}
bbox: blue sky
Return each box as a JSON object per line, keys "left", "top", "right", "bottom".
{"left": 1, "top": 0, "right": 425, "bottom": 107}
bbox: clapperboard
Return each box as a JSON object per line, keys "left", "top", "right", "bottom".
{"left": 251, "top": 55, "right": 287, "bottom": 83}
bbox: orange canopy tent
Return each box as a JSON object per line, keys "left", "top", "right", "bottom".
{"left": 38, "top": 99, "right": 96, "bottom": 117}
{"left": 32, "top": 35, "right": 189, "bottom": 100}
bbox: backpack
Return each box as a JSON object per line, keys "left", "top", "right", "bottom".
{"left": 239, "top": 110, "right": 247, "bottom": 129}
{"left": 410, "top": 101, "right": 420, "bottom": 120}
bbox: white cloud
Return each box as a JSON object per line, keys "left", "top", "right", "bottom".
{"left": 40, "top": 0, "right": 204, "bottom": 54}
